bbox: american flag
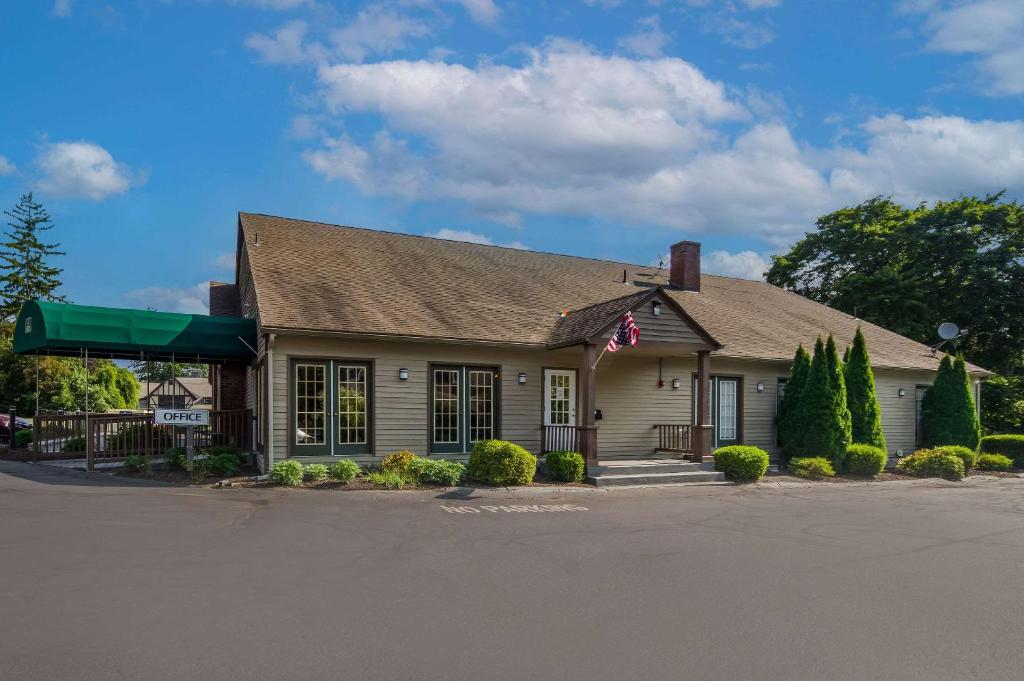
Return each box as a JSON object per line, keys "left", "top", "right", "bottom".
{"left": 607, "top": 311, "right": 640, "bottom": 352}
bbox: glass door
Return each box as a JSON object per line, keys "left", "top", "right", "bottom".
{"left": 693, "top": 375, "right": 741, "bottom": 448}
{"left": 543, "top": 369, "right": 577, "bottom": 452}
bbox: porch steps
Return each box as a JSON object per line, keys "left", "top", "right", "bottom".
{"left": 587, "top": 459, "right": 726, "bottom": 487}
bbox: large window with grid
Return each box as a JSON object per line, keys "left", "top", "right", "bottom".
{"left": 431, "top": 365, "right": 500, "bottom": 453}
{"left": 291, "top": 359, "right": 373, "bottom": 456}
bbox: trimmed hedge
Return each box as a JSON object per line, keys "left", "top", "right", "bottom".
{"left": 713, "top": 445, "right": 769, "bottom": 482}
{"left": 270, "top": 459, "right": 304, "bottom": 486}
{"left": 790, "top": 457, "right": 836, "bottom": 479}
{"left": 980, "top": 434, "right": 1024, "bottom": 467}
{"left": 896, "top": 449, "right": 965, "bottom": 481}
{"left": 931, "top": 445, "right": 977, "bottom": 472}
{"left": 328, "top": 459, "right": 361, "bottom": 482}
{"left": 468, "top": 439, "right": 537, "bottom": 486}
{"left": 976, "top": 453, "right": 1014, "bottom": 472}
{"left": 845, "top": 444, "right": 887, "bottom": 476}
{"left": 545, "top": 450, "right": 585, "bottom": 483}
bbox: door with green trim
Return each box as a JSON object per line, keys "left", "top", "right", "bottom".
{"left": 335, "top": 362, "right": 371, "bottom": 455}
{"left": 293, "top": 361, "right": 330, "bottom": 455}
{"left": 431, "top": 365, "right": 500, "bottom": 453}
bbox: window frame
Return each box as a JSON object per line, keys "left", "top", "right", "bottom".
{"left": 429, "top": 363, "right": 501, "bottom": 454}
{"left": 691, "top": 373, "right": 744, "bottom": 448}
{"left": 289, "top": 357, "right": 374, "bottom": 457}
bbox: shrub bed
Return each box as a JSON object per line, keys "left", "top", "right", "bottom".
{"left": 366, "top": 470, "right": 410, "bottom": 489}
{"left": 845, "top": 444, "right": 887, "bottom": 476}
{"left": 328, "top": 459, "right": 361, "bottom": 482}
{"left": 407, "top": 457, "right": 465, "bottom": 486}
{"left": 468, "top": 439, "right": 537, "bottom": 486}
{"left": 790, "top": 457, "right": 836, "bottom": 480}
{"left": 976, "top": 453, "right": 1014, "bottom": 472}
{"left": 14, "top": 429, "right": 32, "bottom": 448}
{"left": 271, "top": 459, "right": 304, "bottom": 486}
{"left": 713, "top": 445, "right": 769, "bottom": 482}
{"left": 896, "top": 449, "right": 965, "bottom": 481}
{"left": 304, "top": 463, "right": 329, "bottom": 482}
{"left": 381, "top": 450, "right": 416, "bottom": 475}
{"left": 931, "top": 445, "right": 977, "bottom": 472}
{"left": 123, "top": 453, "right": 150, "bottom": 474}
{"left": 545, "top": 450, "right": 585, "bottom": 483}
{"left": 980, "top": 435, "right": 1024, "bottom": 467}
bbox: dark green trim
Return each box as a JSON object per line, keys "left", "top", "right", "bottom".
{"left": 429, "top": 363, "right": 501, "bottom": 454}
{"left": 334, "top": 360, "right": 373, "bottom": 456}
{"left": 290, "top": 359, "right": 331, "bottom": 456}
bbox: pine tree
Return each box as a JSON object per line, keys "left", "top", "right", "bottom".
{"left": 797, "top": 336, "right": 852, "bottom": 469}
{"left": 923, "top": 354, "right": 980, "bottom": 449}
{"left": 0, "top": 193, "right": 65, "bottom": 320}
{"left": 778, "top": 344, "right": 811, "bottom": 462}
{"left": 844, "top": 327, "right": 886, "bottom": 450}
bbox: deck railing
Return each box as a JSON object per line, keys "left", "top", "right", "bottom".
{"left": 32, "top": 409, "right": 252, "bottom": 460}
{"left": 653, "top": 424, "right": 692, "bottom": 453}
{"left": 541, "top": 424, "right": 584, "bottom": 454}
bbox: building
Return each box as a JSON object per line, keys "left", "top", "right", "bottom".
{"left": 138, "top": 376, "right": 213, "bottom": 410}
{"left": 210, "top": 213, "right": 988, "bottom": 473}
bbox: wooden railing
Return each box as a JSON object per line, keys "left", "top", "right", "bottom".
{"left": 541, "top": 424, "right": 584, "bottom": 454}
{"left": 654, "top": 424, "right": 692, "bottom": 453}
{"left": 33, "top": 409, "right": 252, "bottom": 460}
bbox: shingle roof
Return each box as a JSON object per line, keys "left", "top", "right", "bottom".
{"left": 238, "top": 213, "right": 988, "bottom": 375}
{"left": 547, "top": 290, "right": 654, "bottom": 348}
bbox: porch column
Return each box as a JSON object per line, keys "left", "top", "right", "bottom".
{"left": 692, "top": 349, "right": 714, "bottom": 463}
{"left": 579, "top": 342, "right": 598, "bottom": 467}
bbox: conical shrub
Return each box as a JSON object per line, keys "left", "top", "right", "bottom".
{"left": 922, "top": 354, "right": 980, "bottom": 449}
{"left": 778, "top": 344, "right": 811, "bottom": 463}
{"left": 797, "top": 336, "right": 852, "bottom": 469}
{"left": 845, "top": 327, "right": 886, "bottom": 451}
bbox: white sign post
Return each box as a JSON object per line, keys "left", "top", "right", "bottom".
{"left": 154, "top": 409, "right": 209, "bottom": 468}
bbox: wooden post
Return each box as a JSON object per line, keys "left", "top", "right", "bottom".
{"left": 579, "top": 343, "right": 598, "bottom": 470}
{"left": 693, "top": 349, "right": 713, "bottom": 463}
{"left": 84, "top": 347, "right": 93, "bottom": 472}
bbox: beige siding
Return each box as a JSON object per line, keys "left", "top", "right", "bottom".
{"left": 707, "top": 357, "right": 789, "bottom": 456}
{"left": 622, "top": 294, "right": 705, "bottom": 345}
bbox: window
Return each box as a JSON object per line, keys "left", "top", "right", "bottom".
{"left": 718, "top": 379, "right": 737, "bottom": 440}
{"left": 915, "top": 385, "right": 928, "bottom": 447}
{"left": 692, "top": 374, "right": 742, "bottom": 448}
{"left": 290, "top": 359, "right": 373, "bottom": 456}
{"left": 431, "top": 365, "right": 500, "bottom": 453}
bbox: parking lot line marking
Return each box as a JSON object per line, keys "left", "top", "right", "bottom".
{"left": 440, "top": 504, "right": 588, "bottom": 514}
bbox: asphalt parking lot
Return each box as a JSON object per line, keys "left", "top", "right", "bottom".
{"left": 2, "top": 460, "right": 1023, "bottom": 681}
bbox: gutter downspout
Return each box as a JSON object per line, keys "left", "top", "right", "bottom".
{"left": 265, "top": 333, "right": 275, "bottom": 474}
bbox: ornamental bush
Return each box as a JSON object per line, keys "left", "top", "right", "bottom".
{"left": 408, "top": 458, "right": 466, "bottom": 486}
{"left": 896, "top": 449, "right": 965, "bottom": 481}
{"left": 794, "top": 336, "right": 852, "bottom": 470}
{"left": 932, "top": 445, "right": 977, "bottom": 472}
{"left": 980, "top": 434, "right": 1024, "bottom": 467}
{"left": 203, "top": 447, "right": 243, "bottom": 477}
{"left": 304, "top": 463, "right": 329, "bottom": 482}
{"left": 468, "top": 439, "right": 537, "bottom": 486}
{"left": 921, "top": 354, "right": 981, "bottom": 450}
{"left": 366, "top": 470, "right": 410, "bottom": 489}
{"left": 790, "top": 457, "right": 835, "bottom": 480}
{"left": 778, "top": 344, "right": 811, "bottom": 463}
{"left": 845, "top": 328, "right": 887, "bottom": 451}
{"left": 713, "top": 445, "right": 769, "bottom": 482}
{"left": 976, "top": 454, "right": 1014, "bottom": 472}
{"left": 14, "top": 429, "right": 32, "bottom": 448}
{"left": 270, "top": 459, "right": 304, "bottom": 486}
{"left": 328, "top": 459, "right": 361, "bottom": 482}
{"left": 381, "top": 450, "right": 416, "bottom": 475}
{"left": 845, "top": 444, "right": 888, "bottom": 476}
{"left": 545, "top": 450, "right": 585, "bottom": 483}
{"left": 164, "top": 447, "right": 187, "bottom": 471}
{"left": 123, "top": 453, "right": 150, "bottom": 474}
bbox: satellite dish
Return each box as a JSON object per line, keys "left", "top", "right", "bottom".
{"left": 938, "top": 322, "right": 960, "bottom": 340}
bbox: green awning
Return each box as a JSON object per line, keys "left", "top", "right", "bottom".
{"left": 13, "top": 301, "right": 257, "bottom": 363}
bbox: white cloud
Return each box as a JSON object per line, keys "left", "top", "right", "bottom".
{"left": 52, "top": 0, "right": 71, "bottom": 17}
{"left": 296, "top": 41, "right": 1024, "bottom": 245}
{"left": 212, "top": 252, "right": 236, "bottom": 270}
{"left": 246, "top": 20, "right": 323, "bottom": 65}
{"left": 331, "top": 5, "right": 431, "bottom": 62}
{"left": 427, "top": 228, "right": 527, "bottom": 249}
{"left": 703, "top": 249, "right": 770, "bottom": 280}
{"left": 125, "top": 282, "right": 209, "bottom": 314}
{"left": 34, "top": 141, "right": 140, "bottom": 201}
{"left": 454, "top": 0, "right": 500, "bottom": 25}
{"left": 287, "top": 114, "right": 321, "bottom": 139}
{"left": 228, "top": 0, "right": 311, "bottom": 9}
{"left": 0, "top": 156, "right": 15, "bottom": 176}
{"left": 911, "top": 0, "right": 1024, "bottom": 95}
{"left": 618, "top": 15, "right": 671, "bottom": 58}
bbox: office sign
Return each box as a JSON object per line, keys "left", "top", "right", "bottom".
{"left": 154, "top": 409, "right": 209, "bottom": 427}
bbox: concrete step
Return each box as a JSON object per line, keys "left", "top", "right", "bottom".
{"left": 590, "top": 460, "right": 711, "bottom": 476}
{"left": 588, "top": 470, "right": 727, "bottom": 487}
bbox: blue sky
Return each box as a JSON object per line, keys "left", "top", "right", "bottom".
{"left": 1, "top": 0, "right": 1023, "bottom": 312}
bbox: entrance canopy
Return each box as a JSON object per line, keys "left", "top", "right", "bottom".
{"left": 13, "top": 301, "right": 257, "bottom": 363}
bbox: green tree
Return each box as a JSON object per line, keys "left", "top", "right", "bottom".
{"left": 796, "top": 336, "right": 852, "bottom": 469}
{"left": 844, "top": 327, "right": 886, "bottom": 450}
{"left": 921, "top": 354, "right": 981, "bottom": 450}
{"left": 765, "top": 194, "right": 1024, "bottom": 432}
{"left": 778, "top": 344, "right": 811, "bottom": 463}
{"left": 129, "top": 360, "right": 208, "bottom": 382}
{"left": 0, "top": 193, "right": 65, "bottom": 321}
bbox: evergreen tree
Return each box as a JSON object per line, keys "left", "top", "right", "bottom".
{"left": 778, "top": 344, "right": 811, "bottom": 462}
{"left": 797, "top": 336, "right": 852, "bottom": 469}
{"left": 922, "top": 354, "right": 981, "bottom": 449}
{"left": 0, "top": 193, "right": 65, "bottom": 320}
{"left": 844, "top": 327, "right": 886, "bottom": 450}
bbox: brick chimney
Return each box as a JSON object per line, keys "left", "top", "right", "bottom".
{"left": 669, "top": 240, "right": 701, "bottom": 292}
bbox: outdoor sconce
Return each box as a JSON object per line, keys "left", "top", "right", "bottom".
{"left": 898, "top": 388, "right": 906, "bottom": 397}
{"left": 398, "top": 368, "right": 409, "bottom": 381}
{"left": 756, "top": 381, "right": 765, "bottom": 393}
{"left": 517, "top": 372, "right": 527, "bottom": 384}
{"left": 652, "top": 301, "right": 662, "bottom": 317}
{"left": 671, "top": 378, "right": 680, "bottom": 390}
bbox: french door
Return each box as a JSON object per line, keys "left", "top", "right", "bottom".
{"left": 291, "top": 359, "right": 372, "bottom": 456}
{"left": 543, "top": 369, "right": 577, "bottom": 452}
{"left": 431, "top": 365, "right": 500, "bottom": 453}
{"left": 693, "top": 375, "right": 741, "bottom": 448}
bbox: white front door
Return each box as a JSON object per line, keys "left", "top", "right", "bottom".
{"left": 543, "top": 369, "right": 577, "bottom": 451}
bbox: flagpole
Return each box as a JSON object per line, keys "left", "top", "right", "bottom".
{"left": 591, "top": 346, "right": 608, "bottom": 371}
